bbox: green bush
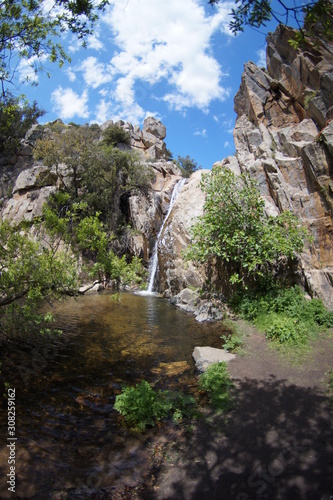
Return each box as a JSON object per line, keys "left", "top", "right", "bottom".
{"left": 199, "top": 362, "right": 233, "bottom": 412}
{"left": 102, "top": 124, "right": 131, "bottom": 147}
{"left": 221, "top": 332, "right": 244, "bottom": 353}
{"left": 231, "top": 285, "right": 333, "bottom": 346}
{"left": 114, "top": 380, "right": 196, "bottom": 431}
{"left": 185, "top": 166, "right": 308, "bottom": 287}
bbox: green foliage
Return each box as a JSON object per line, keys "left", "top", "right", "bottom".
{"left": 114, "top": 380, "right": 196, "bottom": 431}
{"left": 209, "top": 0, "right": 333, "bottom": 48}
{"left": 35, "top": 124, "right": 153, "bottom": 237}
{"left": 186, "top": 166, "right": 308, "bottom": 287}
{"left": 81, "top": 145, "right": 154, "bottom": 231}
{"left": 221, "top": 332, "right": 244, "bottom": 354}
{"left": 41, "top": 204, "right": 146, "bottom": 287}
{"left": 174, "top": 155, "right": 200, "bottom": 178}
{"left": 0, "top": 218, "right": 79, "bottom": 338}
{"left": 0, "top": 94, "right": 44, "bottom": 156}
{"left": 231, "top": 285, "right": 333, "bottom": 345}
{"left": 0, "top": 0, "right": 108, "bottom": 89}
{"left": 199, "top": 362, "right": 234, "bottom": 412}
{"left": 34, "top": 124, "right": 101, "bottom": 197}
{"left": 102, "top": 124, "right": 131, "bottom": 147}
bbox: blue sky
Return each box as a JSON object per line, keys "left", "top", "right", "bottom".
{"left": 17, "top": 0, "right": 280, "bottom": 170}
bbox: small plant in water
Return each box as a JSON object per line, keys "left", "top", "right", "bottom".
{"left": 198, "top": 362, "right": 234, "bottom": 412}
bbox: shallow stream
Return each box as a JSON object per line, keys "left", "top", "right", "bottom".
{"left": 0, "top": 292, "right": 229, "bottom": 498}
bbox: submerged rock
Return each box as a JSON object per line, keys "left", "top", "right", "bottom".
{"left": 192, "top": 346, "right": 235, "bottom": 372}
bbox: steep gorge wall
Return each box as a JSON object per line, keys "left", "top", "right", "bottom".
{"left": 158, "top": 25, "right": 333, "bottom": 308}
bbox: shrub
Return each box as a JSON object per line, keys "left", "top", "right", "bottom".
{"left": 102, "top": 124, "right": 131, "bottom": 147}
{"left": 185, "top": 166, "right": 308, "bottom": 287}
{"left": 231, "top": 285, "right": 333, "bottom": 346}
{"left": 114, "top": 380, "right": 196, "bottom": 431}
{"left": 199, "top": 362, "right": 234, "bottom": 412}
{"left": 221, "top": 333, "right": 244, "bottom": 353}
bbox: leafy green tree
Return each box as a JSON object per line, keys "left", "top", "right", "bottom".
{"left": 175, "top": 155, "right": 200, "bottom": 178}
{"left": 0, "top": 218, "right": 79, "bottom": 338}
{"left": 186, "top": 165, "right": 308, "bottom": 287}
{"left": 82, "top": 145, "right": 154, "bottom": 231}
{"left": 0, "top": 0, "right": 108, "bottom": 91}
{"left": 35, "top": 123, "right": 154, "bottom": 239}
{"left": 0, "top": 93, "right": 44, "bottom": 155}
{"left": 34, "top": 123, "right": 101, "bottom": 197}
{"left": 209, "top": 0, "right": 333, "bottom": 45}
{"left": 102, "top": 124, "right": 131, "bottom": 148}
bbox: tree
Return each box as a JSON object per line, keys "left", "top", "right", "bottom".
{"left": 0, "top": 0, "right": 108, "bottom": 92}
{"left": 82, "top": 145, "right": 154, "bottom": 231}
{"left": 209, "top": 0, "right": 333, "bottom": 45}
{"left": 186, "top": 165, "right": 308, "bottom": 287}
{"left": 0, "top": 93, "right": 44, "bottom": 155}
{"left": 34, "top": 123, "right": 154, "bottom": 233}
{"left": 102, "top": 124, "right": 131, "bottom": 148}
{"left": 175, "top": 155, "right": 200, "bottom": 178}
{"left": 34, "top": 123, "right": 101, "bottom": 197}
{"left": 0, "top": 218, "right": 79, "bottom": 338}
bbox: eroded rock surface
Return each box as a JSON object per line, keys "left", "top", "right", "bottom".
{"left": 213, "top": 25, "right": 333, "bottom": 308}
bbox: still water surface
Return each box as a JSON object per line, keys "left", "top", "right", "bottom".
{"left": 1, "top": 292, "right": 229, "bottom": 497}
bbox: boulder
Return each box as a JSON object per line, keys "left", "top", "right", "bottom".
{"left": 142, "top": 117, "right": 166, "bottom": 140}
{"left": 192, "top": 346, "right": 235, "bottom": 372}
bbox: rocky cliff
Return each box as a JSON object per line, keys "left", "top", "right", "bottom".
{"left": 158, "top": 25, "right": 333, "bottom": 308}
{"left": 0, "top": 117, "right": 183, "bottom": 262}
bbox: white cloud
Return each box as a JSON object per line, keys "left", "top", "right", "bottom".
{"left": 256, "top": 48, "right": 266, "bottom": 68}
{"left": 94, "top": 98, "right": 112, "bottom": 123}
{"left": 100, "top": 0, "right": 234, "bottom": 117}
{"left": 51, "top": 87, "right": 89, "bottom": 120}
{"left": 79, "top": 56, "right": 113, "bottom": 89}
{"left": 194, "top": 129, "right": 207, "bottom": 138}
{"left": 224, "top": 141, "right": 230, "bottom": 148}
{"left": 65, "top": 68, "right": 76, "bottom": 82}
{"left": 17, "top": 54, "right": 47, "bottom": 84}
{"left": 87, "top": 32, "right": 104, "bottom": 51}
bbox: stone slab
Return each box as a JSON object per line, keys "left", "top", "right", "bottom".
{"left": 192, "top": 346, "right": 236, "bottom": 372}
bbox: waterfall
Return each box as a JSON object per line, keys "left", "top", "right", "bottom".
{"left": 145, "top": 178, "right": 186, "bottom": 294}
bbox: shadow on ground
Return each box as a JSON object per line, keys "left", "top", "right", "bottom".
{"left": 146, "top": 376, "right": 333, "bottom": 500}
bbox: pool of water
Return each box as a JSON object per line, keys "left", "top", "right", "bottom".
{"left": 0, "top": 292, "right": 230, "bottom": 498}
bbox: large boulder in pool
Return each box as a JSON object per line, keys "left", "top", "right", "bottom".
{"left": 192, "top": 346, "right": 235, "bottom": 372}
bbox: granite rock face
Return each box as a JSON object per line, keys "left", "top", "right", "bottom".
{"left": 214, "top": 25, "right": 333, "bottom": 308}
{"left": 156, "top": 25, "right": 333, "bottom": 307}
{"left": 157, "top": 170, "right": 209, "bottom": 295}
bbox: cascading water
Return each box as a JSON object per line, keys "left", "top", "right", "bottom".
{"left": 145, "top": 178, "right": 186, "bottom": 294}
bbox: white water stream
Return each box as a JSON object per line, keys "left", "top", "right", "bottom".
{"left": 145, "top": 178, "right": 186, "bottom": 294}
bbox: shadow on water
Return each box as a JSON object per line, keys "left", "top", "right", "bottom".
{"left": 0, "top": 291, "right": 228, "bottom": 498}
{"left": 143, "top": 376, "right": 333, "bottom": 500}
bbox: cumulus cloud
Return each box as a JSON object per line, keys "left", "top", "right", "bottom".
{"left": 79, "top": 57, "right": 113, "bottom": 88}
{"left": 256, "top": 48, "right": 266, "bottom": 68}
{"left": 100, "top": 0, "right": 234, "bottom": 120}
{"left": 87, "top": 32, "right": 104, "bottom": 51}
{"left": 17, "top": 54, "right": 48, "bottom": 84}
{"left": 51, "top": 87, "right": 89, "bottom": 120}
